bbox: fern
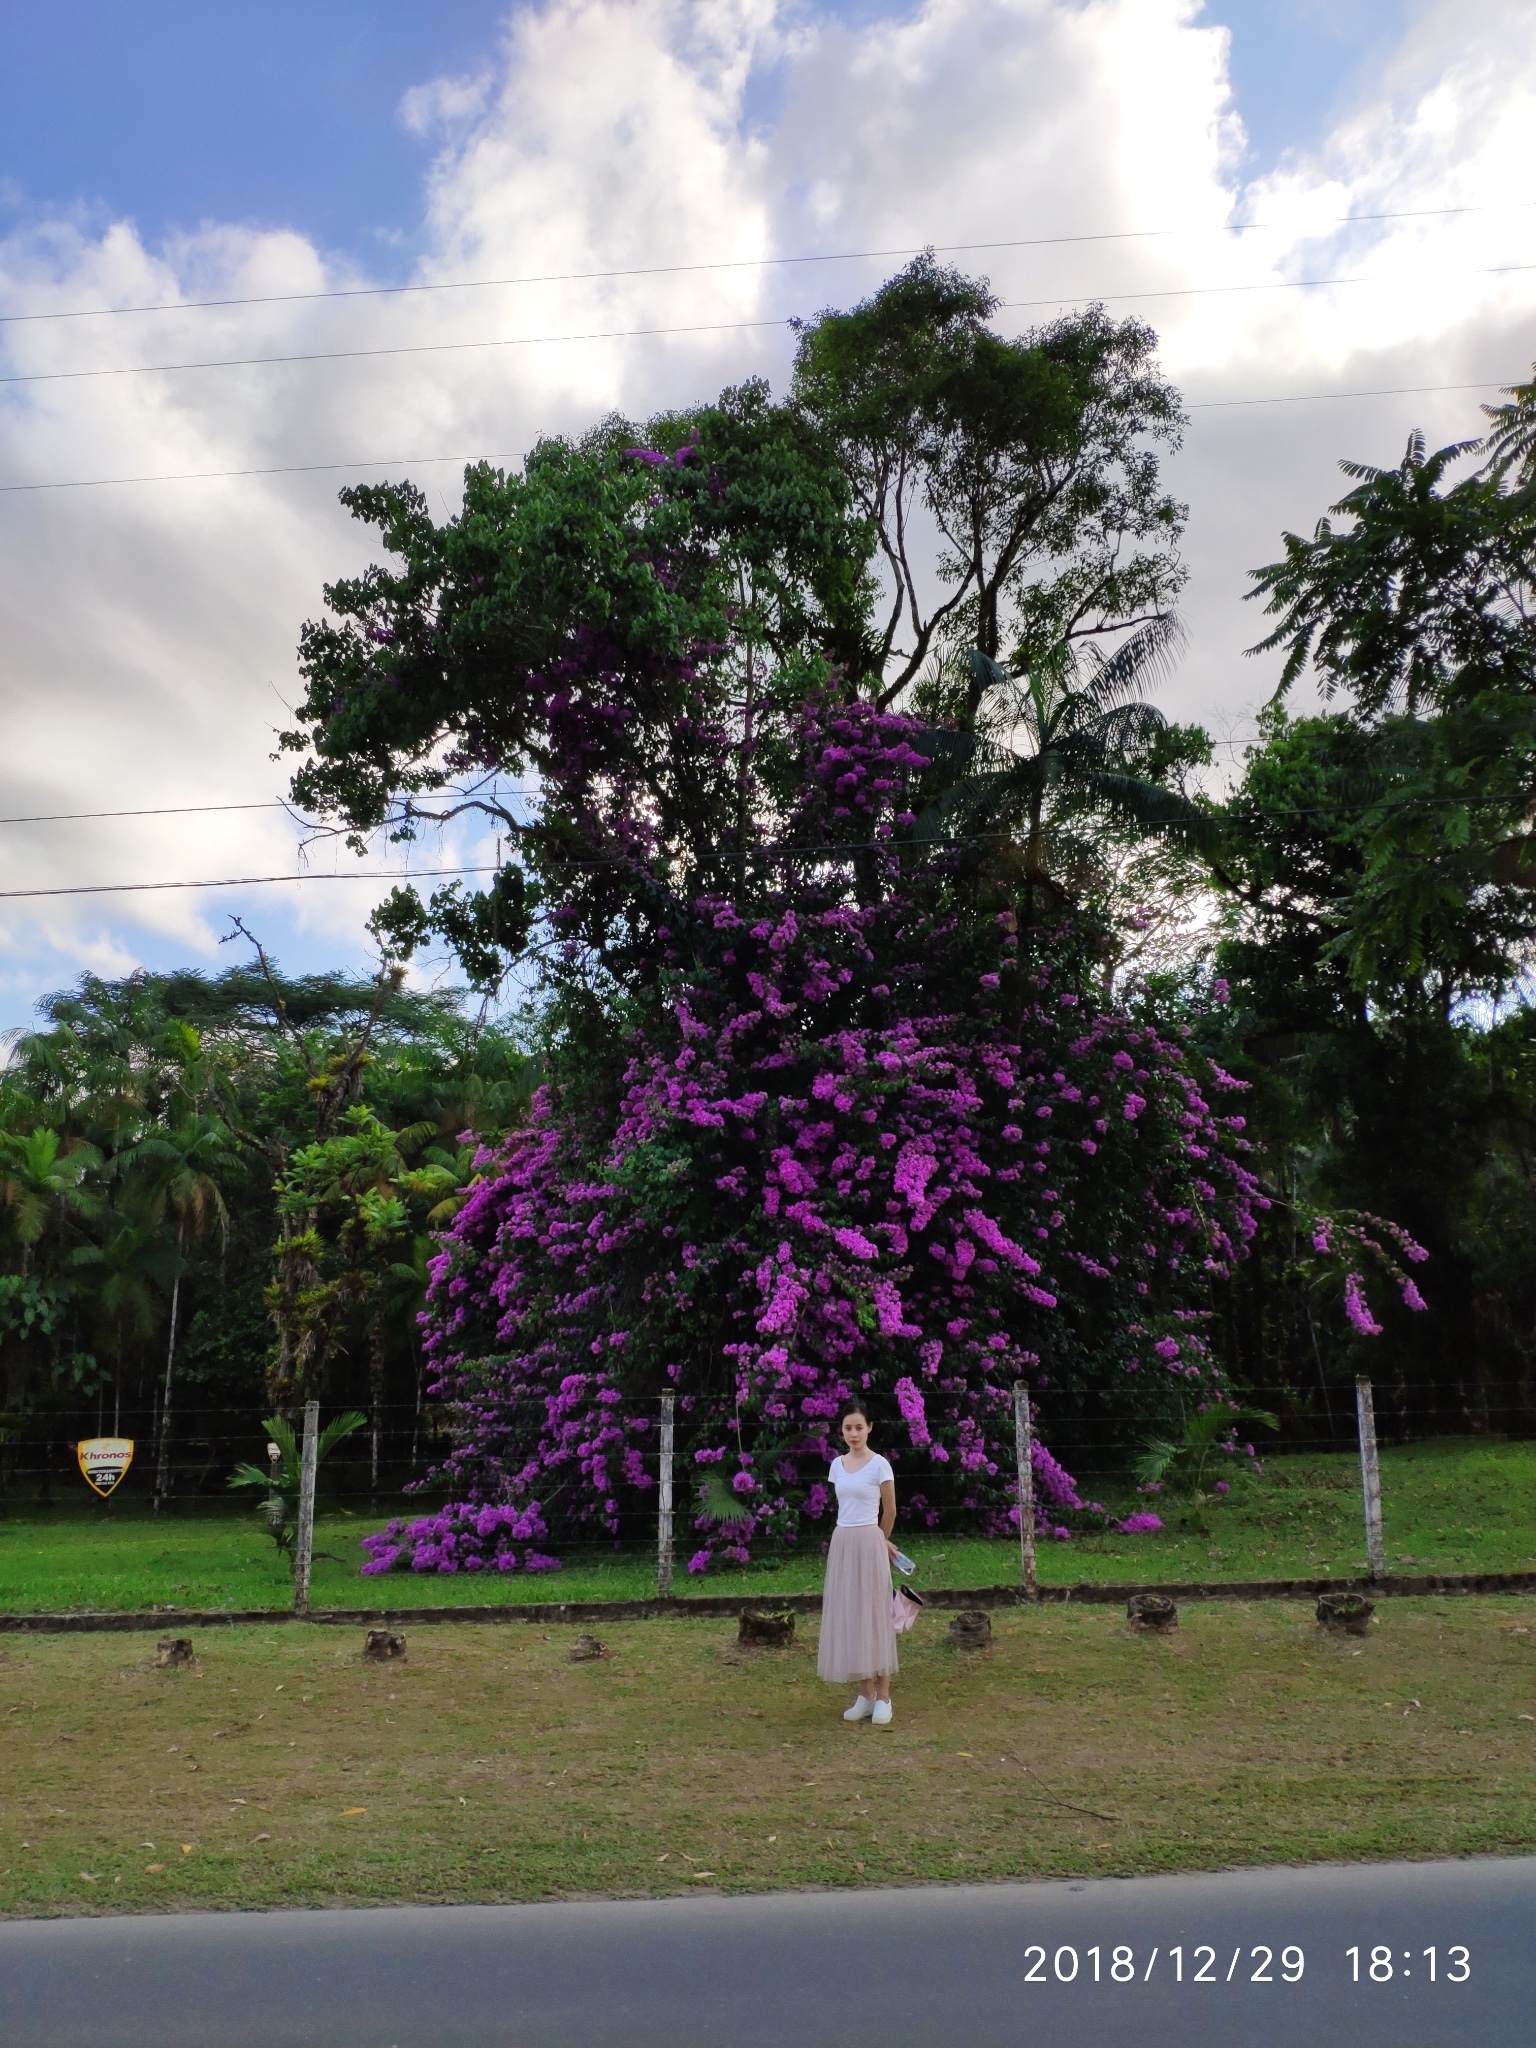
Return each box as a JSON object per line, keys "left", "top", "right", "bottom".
{"left": 698, "top": 1470, "right": 754, "bottom": 1526}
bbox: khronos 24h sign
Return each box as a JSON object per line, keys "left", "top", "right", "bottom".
{"left": 76, "top": 1438, "right": 134, "bottom": 1498}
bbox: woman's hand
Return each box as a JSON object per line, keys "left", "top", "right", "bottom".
{"left": 885, "top": 1537, "right": 900, "bottom": 1561}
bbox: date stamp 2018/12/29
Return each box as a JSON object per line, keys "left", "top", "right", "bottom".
{"left": 1019, "top": 1944, "right": 1472, "bottom": 1986}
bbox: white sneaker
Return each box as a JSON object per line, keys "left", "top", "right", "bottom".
{"left": 843, "top": 1696, "right": 874, "bottom": 1722}
{"left": 871, "top": 1699, "right": 893, "bottom": 1728}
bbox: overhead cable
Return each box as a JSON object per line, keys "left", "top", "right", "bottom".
{"left": 2, "top": 201, "right": 1529, "bottom": 326}
{"left": 0, "top": 789, "right": 538, "bottom": 826}
{"left": 0, "top": 865, "right": 504, "bottom": 901}
{"left": 0, "top": 800, "right": 286, "bottom": 826}
{"left": 0, "top": 381, "right": 1512, "bottom": 495}
{"left": 3, "top": 264, "right": 1533, "bottom": 390}
{"left": 8, "top": 791, "right": 1536, "bottom": 899}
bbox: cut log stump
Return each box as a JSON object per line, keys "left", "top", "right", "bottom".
{"left": 153, "top": 1637, "right": 195, "bottom": 1669}
{"left": 569, "top": 1633, "right": 608, "bottom": 1662}
{"left": 737, "top": 1609, "right": 795, "bottom": 1648}
{"left": 1127, "top": 1593, "right": 1178, "bottom": 1633}
{"left": 1317, "top": 1592, "right": 1375, "bottom": 1636}
{"left": 949, "top": 1610, "right": 992, "bottom": 1650}
{"left": 362, "top": 1629, "right": 407, "bottom": 1662}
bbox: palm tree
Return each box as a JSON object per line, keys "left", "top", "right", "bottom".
{"left": 68, "top": 1216, "right": 181, "bottom": 1437}
{"left": 134, "top": 1108, "right": 241, "bottom": 1508}
{"left": 279, "top": 1108, "right": 436, "bottom": 1494}
{"left": 911, "top": 620, "right": 1216, "bottom": 917}
{"left": 0, "top": 1127, "right": 101, "bottom": 1410}
{"left": 0, "top": 1126, "right": 101, "bottom": 1277}
{"left": 229, "top": 1409, "right": 365, "bottom": 1566}
{"left": 376, "top": 1232, "right": 435, "bottom": 1476}
{"left": 1481, "top": 363, "right": 1536, "bottom": 486}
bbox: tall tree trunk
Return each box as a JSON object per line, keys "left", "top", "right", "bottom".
{"left": 154, "top": 1250, "right": 183, "bottom": 1511}
{"left": 368, "top": 1312, "right": 387, "bottom": 1499}
{"left": 410, "top": 1337, "right": 422, "bottom": 1478}
{"left": 269, "top": 1201, "right": 323, "bottom": 1418}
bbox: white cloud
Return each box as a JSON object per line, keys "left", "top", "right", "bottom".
{"left": 398, "top": 70, "right": 496, "bottom": 141}
{"left": 0, "top": 0, "right": 1532, "bottom": 1019}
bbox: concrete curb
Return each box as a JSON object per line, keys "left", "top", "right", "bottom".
{"left": 1, "top": 1569, "right": 1532, "bottom": 1633}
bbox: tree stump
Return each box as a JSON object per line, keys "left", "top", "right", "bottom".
{"left": 153, "top": 1637, "right": 195, "bottom": 1668}
{"left": 949, "top": 1609, "right": 992, "bottom": 1650}
{"left": 738, "top": 1608, "right": 795, "bottom": 1648}
{"left": 569, "top": 1633, "right": 608, "bottom": 1662}
{"left": 1127, "top": 1593, "right": 1178, "bottom": 1633}
{"left": 1317, "top": 1592, "right": 1375, "bottom": 1637}
{"left": 362, "top": 1629, "right": 407, "bottom": 1662}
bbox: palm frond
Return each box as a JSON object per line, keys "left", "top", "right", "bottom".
{"left": 903, "top": 726, "right": 984, "bottom": 775}
{"left": 910, "top": 759, "right": 1043, "bottom": 843}
{"left": 1480, "top": 361, "right": 1536, "bottom": 483}
{"left": 1132, "top": 1438, "right": 1180, "bottom": 1489}
{"left": 317, "top": 1410, "right": 367, "bottom": 1460}
{"left": 1080, "top": 614, "right": 1187, "bottom": 709}
{"left": 966, "top": 647, "right": 1011, "bottom": 701}
{"left": 263, "top": 1415, "right": 299, "bottom": 1470}
{"left": 698, "top": 1470, "right": 754, "bottom": 1525}
{"left": 1082, "top": 771, "right": 1223, "bottom": 852}
{"left": 227, "top": 1461, "right": 277, "bottom": 1491}
{"left": 1079, "top": 700, "right": 1169, "bottom": 756}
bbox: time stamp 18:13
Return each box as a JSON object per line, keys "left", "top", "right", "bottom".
{"left": 1020, "top": 1945, "right": 1472, "bottom": 1986}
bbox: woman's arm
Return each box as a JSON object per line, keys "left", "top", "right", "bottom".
{"left": 879, "top": 1477, "right": 897, "bottom": 1548}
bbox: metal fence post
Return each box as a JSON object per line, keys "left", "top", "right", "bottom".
{"left": 293, "top": 1399, "right": 319, "bottom": 1616}
{"left": 1355, "top": 1376, "right": 1386, "bottom": 1580}
{"left": 657, "top": 1393, "right": 675, "bottom": 1600}
{"left": 1013, "top": 1381, "right": 1037, "bottom": 1599}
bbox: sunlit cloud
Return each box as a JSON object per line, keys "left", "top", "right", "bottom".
{"left": 0, "top": 0, "right": 1530, "bottom": 1020}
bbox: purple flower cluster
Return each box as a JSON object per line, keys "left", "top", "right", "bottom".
{"left": 405, "top": 702, "right": 1268, "bottom": 1571}
{"left": 1305, "top": 1209, "right": 1430, "bottom": 1336}
{"left": 360, "top": 1500, "right": 562, "bottom": 1576}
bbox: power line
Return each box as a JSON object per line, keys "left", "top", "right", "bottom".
{"left": 0, "top": 450, "right": 527, "bottom": 495}
{"left": 0, "top": 800, "right": 285, "bottom": 826}
{"left": 3, "top": 202, "right": 1529, "bottom": 326}
{"left": 0, "top": 789, "right": 539, "bottom": 826}
{"left": 3, "top": 264, "right": 1533, "bottom": 391}
{"left": 8, "top": 788, "right": 1535, "bottom": 900}
{"left": 1189, "top": 380, "right": 1505, "bottom": 411}
{"left": 0, "top": 865, "right": 502, "bottom": 902}
{"left": 0, "top": 313, "right": 782, "bottom": 387}
{"left": 0, "top": 381, "right": 1509, "bottom": 495}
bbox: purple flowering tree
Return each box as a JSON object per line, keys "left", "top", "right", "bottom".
{"left": 284, "top": 268, "right": 1362, "bottom": 1576}
{"left": 376, "top": 700, "right": 1269, "bottom": 1573}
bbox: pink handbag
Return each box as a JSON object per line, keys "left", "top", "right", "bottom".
{"left": 892, "top": 1586, "right": 924, "bottom": 1634}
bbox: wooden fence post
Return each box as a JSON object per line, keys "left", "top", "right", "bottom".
{"left": 1355, "top": 1375, "right": 1386, "bottom": 1581}
{"left": 1013, "top": 1382, "right": 1037, "bottom": 1599}
{"left": 293, "top": 1400, "right": 319, "bottom": 1616}
{"left": 657, "top": 1392, "right": 675, "bottom": 1600}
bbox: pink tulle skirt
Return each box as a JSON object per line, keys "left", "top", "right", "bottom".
{"left": 817, "top": 1523, "right": 899, "bottom": 1682}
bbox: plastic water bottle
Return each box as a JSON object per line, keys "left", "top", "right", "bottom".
{"left": 891, "top": 1550, "right": 917, "bottom": 1576}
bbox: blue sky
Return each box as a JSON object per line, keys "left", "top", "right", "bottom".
{"left": 0, "top": 3, "right": 1413, "bottom": 262}
{"left": 2, "top": 0, "right": 1527, "bottom": 1030}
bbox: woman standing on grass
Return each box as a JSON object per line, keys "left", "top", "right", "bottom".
{"left": 818, "top": 1398, "right": 899, "bottom": 1726}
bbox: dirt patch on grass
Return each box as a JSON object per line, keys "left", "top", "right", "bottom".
{"left": 2, "top": 1600, "right": 1533, "bottom": 1915}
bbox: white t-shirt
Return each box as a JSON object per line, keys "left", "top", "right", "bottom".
{"left": 829, "top": 1452, "right": 894, "bottom": 1527}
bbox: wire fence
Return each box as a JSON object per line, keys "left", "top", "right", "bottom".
{"left": 0, "top": 1385, "right": 1509, "bottom": 1494}
{"left": 4, "top": 1378, "right": 1522, "bottom": 1603}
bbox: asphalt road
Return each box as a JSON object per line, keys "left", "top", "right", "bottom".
{"left": 1, "top": 1855, "right": 1531, "bottom": 2048}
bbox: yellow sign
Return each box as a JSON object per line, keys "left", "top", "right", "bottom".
{"left": 77, "top": 1438, "right": 134, "bottom": 1497}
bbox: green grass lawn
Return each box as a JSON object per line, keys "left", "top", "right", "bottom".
{"left": 1, "top": 1437, "right": 1531, "bottom": 1614}
{"left": 2, "top": 1598, "right": 1534, "bottom": 1915}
